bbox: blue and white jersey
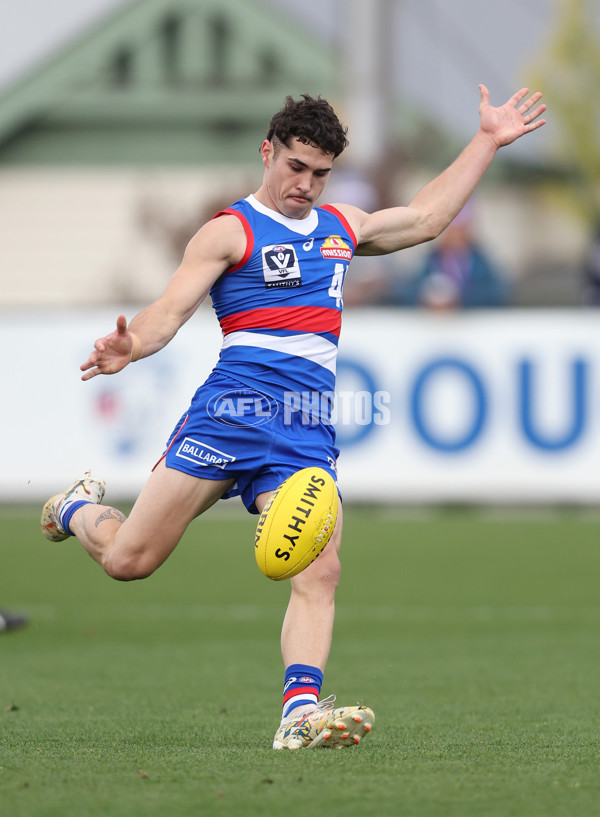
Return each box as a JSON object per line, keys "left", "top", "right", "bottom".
{"left": 209, "top": 194, "right": 357, "bottom": 416}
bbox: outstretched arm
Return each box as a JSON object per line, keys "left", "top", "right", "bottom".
{"left": 80, "top": 214, "right": 246, "bottom": 380}
{"left": 342, "top": 85, "right": 546, "bottom": 256}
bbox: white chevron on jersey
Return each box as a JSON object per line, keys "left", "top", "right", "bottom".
{"left": 221, "top": 330, "right": 338, "bottom": 375}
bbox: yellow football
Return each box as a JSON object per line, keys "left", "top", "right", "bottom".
{"left": 255, "top": 468, "right": 339, "bottom": 581}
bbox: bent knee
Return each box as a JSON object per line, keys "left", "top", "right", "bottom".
{"left": 293, "top": 544, "right": 341, "bottom": 593}
{"left": 318, "top": 546, "right": 342, "bottom": 589}
{"left": 102, "top": 551, "right": 157, "bottom": 582}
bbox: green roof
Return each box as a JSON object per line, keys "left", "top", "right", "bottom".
{"left": 0, "top": 0, "right": 339, "bottom": 165}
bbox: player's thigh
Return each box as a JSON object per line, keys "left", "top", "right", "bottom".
{"left": 116, "top": 459, "right": 235, "bottom": 565}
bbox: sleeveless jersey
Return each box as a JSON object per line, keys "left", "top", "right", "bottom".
{"left": 209, "top": 195, "right": 357, "bottom": 418}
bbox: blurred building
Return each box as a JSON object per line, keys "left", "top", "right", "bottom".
{"left": 0, "top": 0, "right": 591, "bottom": 308}
{"left": 0, "top": 0, "right": 338, "bottom": 306}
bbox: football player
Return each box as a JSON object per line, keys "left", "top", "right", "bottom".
{"left": 42, "top": 86, "right": 545, "bottom": 749}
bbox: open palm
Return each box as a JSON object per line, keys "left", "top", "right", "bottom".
{"left": 479, "top": 84, "right": 546, "bottom": 148}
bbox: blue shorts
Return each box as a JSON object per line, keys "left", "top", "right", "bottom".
{"left": 158, "top": 371, "right": 339, "bottom": 514}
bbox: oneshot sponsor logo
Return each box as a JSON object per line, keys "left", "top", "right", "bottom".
{"left": 207, "top": 388, "right": 279, "bottom": 426}
{"left": 175, "top": 437, "right": 236, "bottom": 469}
{"left": 283, "top": 390, "right": 391, "bottom": 426}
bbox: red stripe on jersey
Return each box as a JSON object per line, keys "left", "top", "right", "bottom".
{"left": 320, "top": 204, "right": 358, "bottom": 249}
{"left": 213, "top": 208, "right": 254, "bottom": 273}
{"left": 220, "top": 306, "right": 341, "bottom": 338}
{"left": 282, "top": 686, "right": 319, "bottom": 705}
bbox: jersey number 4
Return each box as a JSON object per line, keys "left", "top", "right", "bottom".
{"left": 328, "top": 263, "right": 347, "bottom": 309}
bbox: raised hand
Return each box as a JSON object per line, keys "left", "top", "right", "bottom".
{"left": 478, "top": 84, "right": 546, "bottom": 148}
{"left": 80, "top": 314, "right": 133, "bottom": 381}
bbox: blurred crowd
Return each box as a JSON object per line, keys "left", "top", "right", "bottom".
{"left": 326, "top": 165, "right": 510, "bottom": 311}
{"left": 343, "top": 200, "right": 509, "bottom": 310}
{"left": 135, "top": 162, "right": 598, "bottom": 312}
{"left": 326, "top": 165, "right": 599, "bottom": 311}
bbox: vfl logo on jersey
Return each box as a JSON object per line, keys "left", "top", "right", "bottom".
{"left": 262, "top": 244, "right": 301, "bottom": 288}
{"left": 320, "top": 235, "right": 352, "bottom": 261}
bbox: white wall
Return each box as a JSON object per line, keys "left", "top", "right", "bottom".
{"left": 3, "top": 309, "right": 599, "bottom": 505}
{"left": 0, "top": 167, "right": 258, "bottom": 306}
{"left": 0, "top": 169, "right": 587, "bottom": 306}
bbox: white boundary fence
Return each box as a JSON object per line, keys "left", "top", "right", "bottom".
{"left": 3, "top": 309, "right": 599, "bottom": 504}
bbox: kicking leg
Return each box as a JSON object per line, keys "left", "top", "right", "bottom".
{"left": 42, "top": 460, "right": 234, "bottom": 581}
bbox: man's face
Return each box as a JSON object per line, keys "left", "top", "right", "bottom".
{"left": 260, "top": 137, "right": 334, "bottom": 219}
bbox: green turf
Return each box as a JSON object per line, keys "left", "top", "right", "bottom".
{"left": 1, "top": 505, "right": 600, "bottom": 817}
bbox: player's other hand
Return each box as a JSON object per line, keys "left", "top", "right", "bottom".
{"left": 80, "top": 314, "right": 133, "bottom": 380}
{"left": 478, "top": 84, "right": 546, "bottom": 148}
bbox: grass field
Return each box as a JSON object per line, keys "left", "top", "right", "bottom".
{"left": 1, "top": 504, "right": 600, "bottom": 817}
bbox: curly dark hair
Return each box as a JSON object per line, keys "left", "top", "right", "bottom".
{"left": 266, "top": 94, "right": 349, "bottom": 158}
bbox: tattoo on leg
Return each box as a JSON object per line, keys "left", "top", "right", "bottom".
{"left": 94, "top": 508, "right": 127, "bottom": 528}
